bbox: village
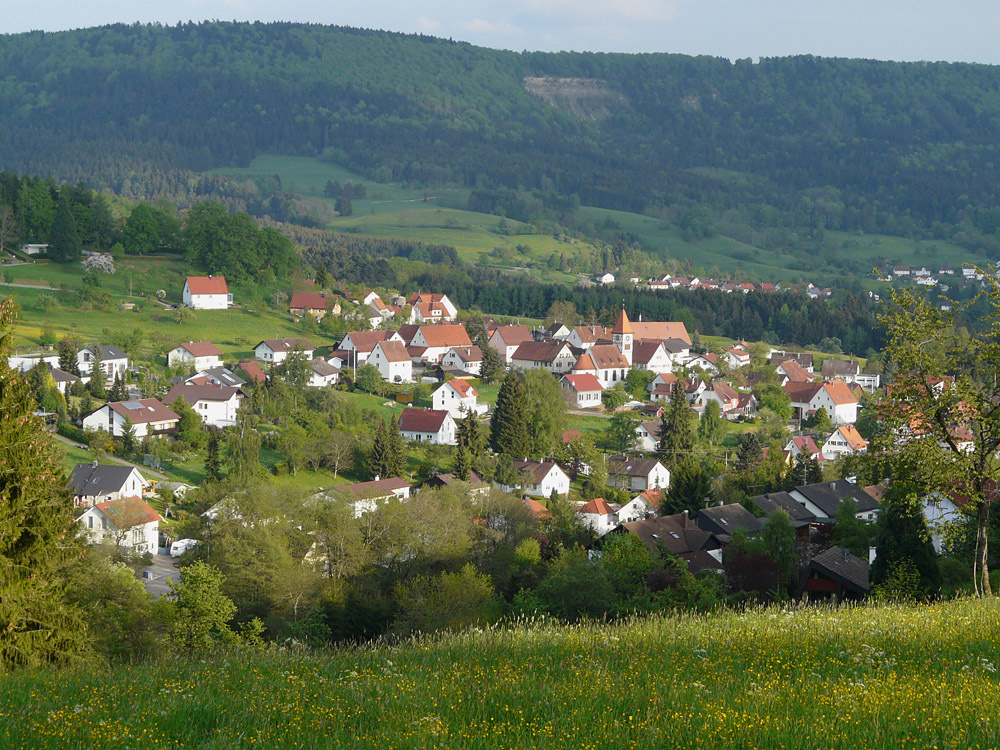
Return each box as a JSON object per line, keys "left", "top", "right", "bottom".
{"left": 10, "top": 265, "right": 969, "bottom": 607}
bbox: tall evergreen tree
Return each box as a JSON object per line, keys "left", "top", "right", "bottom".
{"left": 477, "top": 336, "right": 504, "bottom": 383}
{"left": 109, "top": 372, "right": 126, "bottom": 402}
{"left": 0, "top": 297, "right": 89, "bottom": 669}
{"left": 205, "top": 431, "right": 222, "bottom": 482}
{"left": 735, "top": 433, "right": 764, "bottom": 473}
{"left": 57, "top": 337, "right": 80, "bottom": 376}
{"left": 87, "top": 346, "right": 106, "bottom": 399}
{"left": 456, "top": 409, "right": 484, "bottom": 457}
{"left": 489, "top": 372, "right": 530, "bottom": 458}
{"left": 658, "top": 384, "right": 693, "bottom": 467}
{"left": 49, "top": 192, "right": 81, "bottom": 263}
{"left": 387, "top": 416, "right": 406, "bottom": 478}
{"left": 452, "top": 443, "right": 471, "bottom": 481}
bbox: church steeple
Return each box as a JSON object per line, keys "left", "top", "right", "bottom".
{"left": 612, "top": 308, "right": 633, "bottom": 366}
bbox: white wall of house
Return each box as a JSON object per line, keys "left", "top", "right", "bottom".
{"left": 564, "top": 386, "right": 603, "bottom": 409}
{"left": 82, "top": 406, "right": 175, "bottom": 438}
{"left": 618, "top": 496, "right": 658, "bottom": 523}
{"left": 578, "top": 510, "right": 619, "bottom": 536}
{"left": 809, "top": 389, "right": 859, "bottom": 425}
{"left": 594, "top": 366, "right": 629, "bottom": 389}
{"left": 821, "top": 430, "right": 866, "bottom": 461}
{"left": 253, "top": 343, "right": 313, "bottom": 364}
{"left": 368, "top": 346, "right": 413, "bottom": 383}
{"left": 190, "top": 396, "right": 241, "bottom": 428}
{"left": 77, "top": 510, "right": 159, "bottom": 555}
{"left": 923, "top": 494, "right": 962, "bottom": 554}
{"left": 167, "top": 348, "right": 223, "bottom": 371}
{"left": 432, "top": 383, "right": 479, "bottom": 418}
{"left": 183, "top": 284, "right": 231, "bottom": 310}
{"left": 634, "top": 425, "right": 658, "bottom": 453}
{"left": 73, "top": 468, "right": 146, "bottom": 507}
{"left": 610, "top": 463, "right": 671, "bottom": 492}
{"left": 440, "top": 349, "right": 481, "bottom": 375}
{"left": 77, "top": 350, "right": 128, "bottom": 380}
{"left": 636, "top": 346, "right": 674, "bottom": 373}
{"left": 400, "top": 418, "right": 457, "bottom": 445}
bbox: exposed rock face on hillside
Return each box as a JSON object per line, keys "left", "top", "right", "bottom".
{"left": 523, "top": 76, "right": 629, "bottom": 121}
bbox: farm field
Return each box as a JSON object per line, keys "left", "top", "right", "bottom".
{"left": 3, "top": 597, "right": 998, "bottom": 749}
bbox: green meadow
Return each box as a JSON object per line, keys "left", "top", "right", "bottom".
{"left": 3, "top": 597, "right": 998, "bottom": 749}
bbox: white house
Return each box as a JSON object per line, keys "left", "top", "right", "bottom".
{"left": 164, "top": 383, "right": 243, "bottom": 428}
{"left": 182, "top": 276, "right": 232, "bottom": 310}
{"left": 440, "top": 346, "right": 482, "bottom": 375}
{"left": 410, "top": 325, "right": 473, "bottom": 364}
{"left": 595, "top": 272, "right": 616, "bottom": 285}
{"left": 338, "top": 331, "right": 399, "bottom": 365}
{"left": 432, "top": 380, "right": 484, "bottom": 418}
{"left": 77, "top": 344, "right": 129, "bottom": 382}
{"left": 307, "top": 358, "right": 340, "bottom": 387}
{"left": 566, "top": 325, "right": 608, "bottom": 351}
{"left": 561, "top": 373, "right": 604, "bottom": 409}
{"left": 617, "top": 489, "right": 662, "bottom": 523}
{"left": 7, "top": 353, "right": 59, "bottom": 372}
{"left": 76, "top": 497, "right": 161, "bottom": 555}
{"left": 631, "top": 340, "right": 673, "bottom": 373}
{"left": 785, "top": 380, "right": 859, "bottom": 425}
{"left": 511, "top": 340, "right": 577, "bottom": 375}
{"left": 333, "top": 477, "right": 412, "bottom": 518}
{"left": 577, "top": 498, "right": 619, "bottom": 536}
{"left": 168, "top": 341, "right": 224, "bottom": 371}
{"left": 398, "top": 408, "right": 457, "bottom": 445}
{"left": 634, "top": 420, "right": 662, "bottom": 452}
{"left": 368, "top": 340, "right": 413, "bottom": 383}
{"left": 922, "top": 490, "right": 965, "bottom": 554}
{"left": 253, "top": 338, "right": 314, "bottom": 365}
{"left": 488, "top": 325, "right": 534, "bottom": 364}
{"left": 68, "top": 462, "right": 148, "bottom": 508}
{"left": 82, "top": 398, "right": 180, "bottom": 438}
{"left": 607, "top": 456, "right": 671, "bottom": 492}
{"left": 821, "top": 424, "right": 868, "bottom": 461}
{"left": 496, "top": 460, "right": 571, "bottom": 497}
{"left": 406, "top": 293, "right": 458, "bottom": 322}
{"left": 685, "top": 353, "right": 720, "bottom": 375}
{"left": 723, "top": 347, "right": 751, "bottom": 369}
{"left": 588, "top": 344, "right": 631, "bottom": 388}
{"left": 50, "top": 367, "right": 81, "bottom": 395}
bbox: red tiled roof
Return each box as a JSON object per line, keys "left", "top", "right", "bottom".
{"left": 398, "top": 408, "right": 451, "bottom": 433}
{"left": 579, "top": 498, "right": 616, "bottom": 515}
{"left": 571, "top": 325, "right": 608, "bottom": 345}
{"left": 177, "top": 341, "right": 222, "bottom": 357}
{"left": 418, "top": 324, "right": 472, "bottom": 348}
{"left": 823, "top": 379, "right": 858, "bottom": 406}
{"left": 343, "top": 331, "right": 391, "bottom": 352}
{"left": 106, "top": 398, "right": 179, "bottom": 425}
{"left": 375, "top": 340, "right": 411, "bottom": 363}
{"left": 491, "top": 325, "right": 533, "bottom": 345}
{"left": 629, "top": 321, "right": 691, "bottom": 346}
{"left": 572, "top": 352, "right": 597, "bottom": 372}
{"left": 562, "top": 373, "right": 604, "bottom": 392}
{"left": 95, "top": 497, "right": 162, "bottom": 527}
{"left": 445, "top": 379, "right": 478, "bottom": 398}
{"left": 588, "top": 344, "right": 629, "bottom": 369}
{"left": 185, "top": 276, "right": 228, "bottom": 295}
{"left": 612, "top": 309, "right": 633, "bottom": 335}
{"left": 237, "top": 361, "right": 267, "bottom": 384}
{"left": 512, "top": 340, "right": 571, "bottom": 363}
{"left": 290, "top": 292, "right": 336, "bottom": 310}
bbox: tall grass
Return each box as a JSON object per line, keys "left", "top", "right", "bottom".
{"left": 3, "top": 598, "right": 999, "bottom": 748}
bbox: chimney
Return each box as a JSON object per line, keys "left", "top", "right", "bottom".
{"left": 374, "top": 475, "right": 380, "bottom": 482}
{"left": 92, "top": 460, "right": 98, "bottom": 468}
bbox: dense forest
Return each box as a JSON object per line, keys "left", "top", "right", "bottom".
{"left": 3, "top": 22, "right": 1000, "bottom": 256}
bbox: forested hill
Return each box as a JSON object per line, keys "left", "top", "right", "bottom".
{"left": 6, "top": 22, "right": 1000, "bottom": 241}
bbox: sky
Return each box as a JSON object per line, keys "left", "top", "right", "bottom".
{"left": 2, "top": 0, "right": 998, "bottom": 65}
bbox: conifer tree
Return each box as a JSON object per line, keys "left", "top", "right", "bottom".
{"left": 109, "top": 372, "right": 126, "bottom": 402}
{"left": 456, "top": 409, "right": 484, "bottom": 457}
{"left": 735, "top": 433, "right": 764, "bottom": 473}
{"left": 49, "top": 192, "right": 81, "bottom": 263}
{"left": 490, "top": 372, "right": 530, "bottom": 458}
{"left": 871, "top": 483, "right": 941, "bottom": 597}
{"left": 0, "top": 297, "right": 89, "bottom": 669}
{"left": 88, "top": 345, "right": 106, "bottom": 399}
{"left": 370, "top": 419, "right": 392, "bottom": 479}
{"left": 452, "top": 443, "right": 471, "bottom": 481}
{"left": 658, "top": 384, "right": 693, "bottom": 467}
{"left": 477, "top": 335, "right": 504, "bottom": 383}
{"left": 205, "top": 431, "right": 222, "bottom": 482}
{"left": 387, "top": 416, "right": 406, "bottom": 478}
{"left": 57, "top": 337, "right": 80, "bottom": 376}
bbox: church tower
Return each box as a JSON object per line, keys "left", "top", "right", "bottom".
{"left": 612, "top": 308, "right": 633, "bottom": 366}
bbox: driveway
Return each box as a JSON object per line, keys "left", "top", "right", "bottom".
{"left": 139, "top": 550, "right": 179, "bottom": 599}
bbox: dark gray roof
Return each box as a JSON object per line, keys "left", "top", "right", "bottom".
{"left": 83, "top": 344, "right": 127, "bottom": 360}
{"left": 68, "top": 462, "right": 139, "bottom": 496}
{"left": 661, "top": 338, "right": 690, "bottom": 354}
{"left": 752, "top": 491, "right": 817, "bottom": 526}
{"left": 696, "top": 503, "right": 766, "bottom": 537}
{"left": 794, "top": 479, "right": 880, "bottom": 518}
{"left": 201, "top": 367, "right": 245, "bottom": 387}
{"left": 50, "top": 367, "right": 80, "bottom": 384}
{"left": 615, "top": 514, "right": 718, "bottom": 561}
{"left": 607, "top": 456, "right": 666, "bottom": 477}
{"left": 809, "top": 546, "right": 870, "bottom": 593}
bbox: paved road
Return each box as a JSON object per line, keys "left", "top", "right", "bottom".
{"left": 139, "top": 550, "right": 179, "bottom": 599}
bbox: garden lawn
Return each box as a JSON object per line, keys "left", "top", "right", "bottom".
{"left": 3, "top": 598, "right": 999, "bottom": 749}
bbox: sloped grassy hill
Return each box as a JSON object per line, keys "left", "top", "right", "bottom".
{"left": 3, "top": 598, "right": 999, "bottom": 749}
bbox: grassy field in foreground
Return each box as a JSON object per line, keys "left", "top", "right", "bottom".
{"left": 2, "top": 598, "right": 998, "bottom": 749}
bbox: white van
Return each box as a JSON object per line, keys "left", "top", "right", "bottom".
{"left": 169, "top": 539, "right": 199, "bottom": 558}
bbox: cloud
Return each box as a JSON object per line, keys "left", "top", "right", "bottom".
{"left": 520, "top": 0, "right": 684, "bottom": 23}
{"left": 416, "top": 16, "right": 441, "bottom": 33}
{"left": 459, "top": 18, "right": 523, "bottom": 35}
